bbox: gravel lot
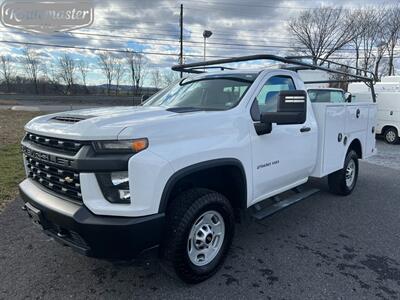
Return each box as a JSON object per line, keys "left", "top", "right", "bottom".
{"left": 0, "top": 143, "right": 399, "bottom": 299}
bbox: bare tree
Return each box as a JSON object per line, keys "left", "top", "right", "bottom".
{"left": 126, "top": 50, "right": 148, "bottom": 94}
{"left": 58, "top": 53, "right": 76, "bottom": 94}
{"left": 151, "top": 69, "right": 162, "bottom": 89}
{"left": 162, "top": 70, "right": 179, "bottom": 87}
{"left": 114, "top": 59, "right": 126, "bottom": 95}
{"left": 385, "top": 6, "right": 400, "bottom": 75}
{"left": 126, "top": 50, "right": 136, "bottom": 95}
{"left": 78, "top": 60, "right": 89, "bottom": 94}
{"left": 97, "top": 52, "right": 116, "bottom": 95}
{"left": 289, "top": 7, "right": 358, "bottom": 65}
{"left": 22, "top": 47, "right": 40, "bottom": 94}
{"left": 350, "top": 9, "right": 370, "bottom": 74}
{"left": 352, "top": 8, "right": 388, "bottom": 79}
{"left": 373, "top": 42, "right": 388, "bottom": 81}
{"left": 42, "top": 62, "right": 62, "bottom": 93}
{"left": 0, "top": 55, "right": 14, "bottom": 92}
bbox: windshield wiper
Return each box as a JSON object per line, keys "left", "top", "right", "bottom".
{"left": 166, "top": 107, "right": 205, "bottom": 113}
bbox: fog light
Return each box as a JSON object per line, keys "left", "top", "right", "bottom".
{"left": 111, "top": 171, "right": 129, "bottom": 186}
{"left": 96, "top": 171, "right": 131, "bottom": 204}
{"left": 119, "top": 190, "right": 131, "bottom": 201}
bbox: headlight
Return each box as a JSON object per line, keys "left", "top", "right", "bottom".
{"left": 96, "top": 171, "right": 131, "bottom": 204}
{"left": 93, "top": 138, "right": 148, "bottom": 153}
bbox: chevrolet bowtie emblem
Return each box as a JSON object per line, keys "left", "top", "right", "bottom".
{"left": 64, "top": 176, "right": 74, "bottom": 183}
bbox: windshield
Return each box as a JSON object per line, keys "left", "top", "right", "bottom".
{"left": 143, "top": 74, "right": 257, "bottom": 111}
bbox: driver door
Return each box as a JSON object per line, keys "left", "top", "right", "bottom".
{"left": 249, "top": 73, "right": 317, "bottom": 204}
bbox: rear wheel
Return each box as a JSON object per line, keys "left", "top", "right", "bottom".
{"left": 328, "top": 150, "right": 359, "bottom": 196}
{"left": 384, "top": 127, "right": 399, "bottom": 144}
{"left": 161, "top": 188, "right": 235, "bottom": 283}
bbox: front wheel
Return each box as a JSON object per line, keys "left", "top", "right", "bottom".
{"left": 328, "top": 150, "right": 359, "bottom": 196}
{"left": 384, "top": 127, "right": 399, "bottom": 144}
{"left": 161, "top": 189, "right": 235, "bottom": 283}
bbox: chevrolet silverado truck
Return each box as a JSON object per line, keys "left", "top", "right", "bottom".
{"left": 19, "top": 55, "right": 377, "bottom": 283}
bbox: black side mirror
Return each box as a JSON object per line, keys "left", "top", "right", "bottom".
{"left": 261, "top": 90, "right": 307, "bottom": 126}
{"left": 344, "top": 92, "right": 352, "bottom": 103}
{"left": 254, "top": 90, "right": 307, "bottom": 136}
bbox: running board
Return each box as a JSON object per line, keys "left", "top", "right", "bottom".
{"left": 252, "top": 188, "right": 320, "bottom": 220}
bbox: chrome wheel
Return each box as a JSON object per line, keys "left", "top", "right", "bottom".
{"left": 386, "top": 130, "right": 397, "bottom": 143}
{"left": 345, "top": 159, "right": 356, "bottom": 187}
{"left": 187, "top": 210, "right": 225, "bottom": 266}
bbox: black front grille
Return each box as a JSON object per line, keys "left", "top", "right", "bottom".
{"left": 25, "top": 155, "right": 82, "bottom": 202}
{"left": 26, "top": 133, "right": 83, "bottom": 154}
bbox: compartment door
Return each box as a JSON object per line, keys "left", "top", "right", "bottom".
{"left": 323, "top": 106, "right": 346, "bottom": 175}
{"left": 346, "top": 105, "right": 369, "bottom": 133}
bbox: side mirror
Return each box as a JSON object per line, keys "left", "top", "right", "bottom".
{"left": 261, "top": 90, "right": 307, "bottom": 126}
{"left": 344, "top": 92, "right": 352, "bottom": 103}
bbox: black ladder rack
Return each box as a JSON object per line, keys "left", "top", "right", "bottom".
{"left": 171, "top": 54, "right": 376, "bottom": 102}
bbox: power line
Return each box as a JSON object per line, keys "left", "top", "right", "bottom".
{"left": 1, "top": 28, "right": 398, "bottom": 57}
{"left": 83, "top": 25, "right": 299, "bottom": 42}
{"left": 177, "top": 0, "right": 398, "bottom": 10}
{"left": 35, "top": 30, "right": 400, "bottom": 53}
{"left": 0, "top": 39, "right": 230, "bottom": 59}
{"left": 2, "top": 25, "right": 399, "bottom": 55}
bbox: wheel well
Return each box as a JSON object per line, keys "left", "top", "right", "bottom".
{"left": 160, "top": 161, "right": 247, "bottom": 221}
{"left": 348, "top": 139, "right": 362, "bottom": 159}
{"left": 382, "top": 125, "right": 398, "bottom": 134}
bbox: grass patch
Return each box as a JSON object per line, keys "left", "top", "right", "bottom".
{"left": 0, "top": 143, "right": 25, "bottom": 211}
{"left": 0, "top": 110, "right": 44, "bottom": 212}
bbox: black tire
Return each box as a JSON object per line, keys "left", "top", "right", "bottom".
{"left": 328, "top": 150, "right": 359, "bottom": 196}
{"left": 384, "top": 127, "right": 399, "bottom": 144}
{"left": 161, "top": 188, "right": 235, "bottom": 283}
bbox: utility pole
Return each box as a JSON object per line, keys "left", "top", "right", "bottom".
{"left": 179, "top": 4, "right": 183, "bottom": 78}
{"left": 203, "top": 30, "right": 213, "bottom": 65}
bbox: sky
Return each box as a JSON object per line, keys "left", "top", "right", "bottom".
{"left": 0, "top": 0, "right": 399, "bottom": 86}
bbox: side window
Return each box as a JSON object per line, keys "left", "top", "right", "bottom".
{"left": 255, "top": 76, "right": 296, "bottom": 114}
{"left": 330, "top": 91, "right": 345, "bottom": 103}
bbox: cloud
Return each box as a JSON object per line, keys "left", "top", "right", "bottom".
{"left": 0, "top": 0, "right": 397, "bottom": 84}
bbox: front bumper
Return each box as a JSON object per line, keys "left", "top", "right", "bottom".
{"left": 19, "top": 179, "right": 165, "bottom": 259}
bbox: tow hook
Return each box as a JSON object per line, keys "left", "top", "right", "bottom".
{"left": 57, "top": 230, "right": 68, "bottom": 238}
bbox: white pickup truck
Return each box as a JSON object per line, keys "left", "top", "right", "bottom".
{"left": 19, "top": 55, "right": 377, "bottom": 283}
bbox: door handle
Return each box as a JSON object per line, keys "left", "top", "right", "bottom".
{"left": 300, "top": 127, "right": 311, "bottom": 133}
{"left": 356, "top": 109, "right": 360, "bottom": 118}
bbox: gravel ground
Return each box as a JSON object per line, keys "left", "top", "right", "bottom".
{"left": 0, "top": 160, "right": 399, "bottom": 299}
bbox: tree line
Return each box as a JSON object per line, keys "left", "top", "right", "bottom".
{"left": 0, "top": 48, "right": 179, "bottom": 95}
{"left": 289, "top": 5, "right": 400, "bottom": 80}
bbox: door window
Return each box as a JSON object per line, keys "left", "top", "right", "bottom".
{"left": 256, "top": 76, "right": 296, "bottom": 113}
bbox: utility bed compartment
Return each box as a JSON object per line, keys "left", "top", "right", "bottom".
{"left": 311, "top": 102, "right": 377, "bottom": 178}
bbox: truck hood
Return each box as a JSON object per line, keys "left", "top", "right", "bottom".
{"left": 25, "top": 106, "right": 176, "bottom": 140}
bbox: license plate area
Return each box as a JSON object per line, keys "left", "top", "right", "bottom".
{"left": 25, "top": 202, "right": 46, "bottom": 228}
